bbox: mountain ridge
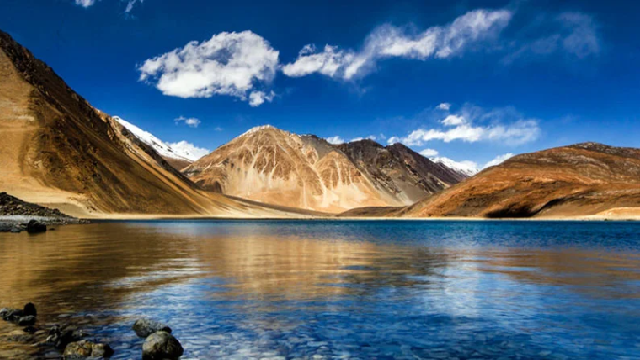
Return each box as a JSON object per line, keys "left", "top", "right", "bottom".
{"left": 394, "top": 142, "right": 640, "bottom": 218}
{"left": 182, "top": 125, "right": 466, "bottom": 213}
{"left": 0, "top": 29, "right": 312, "bottom": 218}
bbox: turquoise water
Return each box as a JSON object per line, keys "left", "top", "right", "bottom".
{"left": 0, "top": 220, "right": 639, "bottom": 359}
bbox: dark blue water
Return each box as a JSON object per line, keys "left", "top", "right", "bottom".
{"left": 1, "top": 220, "right": 639, "bottom": 359}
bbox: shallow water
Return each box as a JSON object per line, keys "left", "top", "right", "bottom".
{"left": 0, "top": 220, "right": 639, "bottom": 359}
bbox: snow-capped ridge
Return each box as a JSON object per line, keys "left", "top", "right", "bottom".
{"left": 114, "top": 116, "right": 210, "bottom": 162}
{"left": 431, "top": 157, "right": 479, "bottom": 177}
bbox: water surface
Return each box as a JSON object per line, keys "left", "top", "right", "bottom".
{"left": 0, "top": 220, "right": 639, "bottom": 359}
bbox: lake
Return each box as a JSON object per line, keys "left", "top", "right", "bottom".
{"left": 0, "top": 220, "right": 639, "bottom": 359}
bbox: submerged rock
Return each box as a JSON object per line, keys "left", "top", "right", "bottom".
{"left": 1, "top": 303, "right": 37, "bottom": 323}
{"left": 63, "top": 340, "right": 114, "bottom": 358}
{"left": 142, "top": 331, "right": 183, "bottom": 360}
{"left": 132, "top": 318, "right": 172, "bottom": 338}
{"left": 23, "top": 302, "right": 37, "bottom": 317}
{"left": 23, "top": 325, "right": 38, "bottom": 334}
{"left": 27, "top": 220, "right": 46, "bottom": 233}
{"left": 17, "top": 315, "right": 36, "bottom": 326}
{"left": 47, "top": 325, "right": 88, "bottom": 349}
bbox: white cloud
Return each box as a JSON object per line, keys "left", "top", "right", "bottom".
{"left": 484, "top": 153, "right": 514, "bottom": 168}
{"left": 442, "top": 114, "right": 465, "bottom": 126}
{"left": 504, "top": 12, "right": 600, "bottom": 63}
{"left": 326, "top": 136, "right": 345, "bottom": 145}
{"left": 419, "top": 148, "right": 439, "bottom": 157}
{"left": 350, "top": 135, "right": 377, "bottom": 143}
{"left": 167, "top": 141, "right": 211, "bottom": 160}
{"left": 282, "top": 45, "right": 355, "bottom": 77}
{"left": 387, "top": 104, "right": 540, "bottom": 146}
{"left": 248, "top": 90, "right": 275, "bottom": 107}
{"left": 75, "top": 0, "right": 96, "bottom": 7}
{"left": 174, "top": 116, "right": 201, "bottom": 128}
{"left": 138, "top": 31, "right": 279, "bottom": 106}
{"left": 436, "top": 103, "right": 451, "bottom": 111}
{"left": 282, "top": 9, "right": 512, "bottom": 80}
{"left": 125, "top": 0, "right": 143, "bottom": 13}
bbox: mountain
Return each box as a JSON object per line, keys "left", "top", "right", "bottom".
{"left": 183, "top": 126, "right": 465, "bottom": 213}
{"left": 115, "top": 116, "right": 209, "bottom": 170}
{"left": 397, "top": 142, "right": 640, "bottom": 218}
{"left": 336, "top": 140, "right": 466, "bottom": 199}
{"left": 430, "top": 157, "right": 479, "bottom": 176}
{"left": 0, "top": 30, "right": 309, "bottom": 218}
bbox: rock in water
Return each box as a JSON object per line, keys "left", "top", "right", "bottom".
{"left": 23, "top": 302, "right": 37, "bottom": 317}
{"left": 132, "top": 318, "right": 172, "bottom": 338}
{"left": 142, "top": 331, "right": 184, "bottom": 360}
{"left": 26, "top": 220, "right": 46, "bottom": 233}
{"left": 47, "top": 326, "right": 87, "bottom": 349}
{"left": 17, "top": 316, "right": 35, "bottom": 326}
{"left": 63, "top": 340, "right": 114, "bottom": 358}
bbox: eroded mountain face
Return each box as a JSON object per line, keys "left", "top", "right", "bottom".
{"left": 183, "top": 127, "right": 465, "bottom": 213}
{"left": 0, "top": 30, "right": 305, "bottom": 218}
{"left": 398, "top": 142, "right": 640, "bottom": 218}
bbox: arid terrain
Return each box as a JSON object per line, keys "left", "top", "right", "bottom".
{"left": 1, "top": 30, "right": 640, "bottom": 220}
{"left": 0, "top": 30, "right": 315, "bottom": 219}
{"left": 183, "top": 127, "right": 464, "bottom": 213}
{"left": 378, "top": 143, "right": 640, "bottom": 218}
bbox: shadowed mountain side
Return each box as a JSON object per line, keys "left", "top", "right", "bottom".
{"left": 0, "top": 30, "right": 305, "bottom": 218}
{"left": 397, "top": 143, "right": 640, "bottom": 218}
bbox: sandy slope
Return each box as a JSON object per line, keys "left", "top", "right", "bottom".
{"left": 0, "top": 30, "right": 306, "bottom": 218}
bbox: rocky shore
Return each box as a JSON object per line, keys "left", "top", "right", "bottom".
{"left": 0, "top": 192, "right": 86, "bottom": 233}
{"left": 1, "top": 302, "right": 184, "bottom": 359}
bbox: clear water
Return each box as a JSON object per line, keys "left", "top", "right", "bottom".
{"left": 0, "top": 220, "right": 639, "bottom": 359}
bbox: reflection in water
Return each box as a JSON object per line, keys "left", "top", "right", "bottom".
{"left": 0, "top": 220, "right": 639, "bottom": 359}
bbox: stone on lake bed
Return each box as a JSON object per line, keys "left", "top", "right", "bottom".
{"left": 23, "top": 302, "right": 37, "bottom": 317}
{"left": 132, "top": 318, "right": 172, "bottom": 338}
{"left": 27, "top": 220, "right": 46, "bottom": 233}
{"left": 142, "top": 331, "right": 184, "bottom": 360}
{"left": 17, "top": 315, "right": 36, "bottom": 326}
{"left": 63, "top": 340, "right": 114, "bottom": 358}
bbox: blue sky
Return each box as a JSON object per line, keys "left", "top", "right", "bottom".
{"left": 2, "top": 0, "right": 639, "bottom": 169}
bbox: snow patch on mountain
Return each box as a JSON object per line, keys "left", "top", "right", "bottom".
{"left": 114, "top": 116, "right": 210, "bottom": 161}
{"left": 431, "top": 157, "right": 479, "bottom": 177}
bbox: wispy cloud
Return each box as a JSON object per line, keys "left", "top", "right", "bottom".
{"left": 484, "top": 153, "right": 515, "bottom": 168}
{"left": 75, "top": 0, "right": 96, "bottom": 8}
{"left": 282, "top": 9, "right": 513, "bottom": 80}
{"left": 419, "top": 148, "right": 439, "bottom": 157}
{"left": 387, "top": 104, "right": 540, "bottom": 146}
{"left": 174, "top": 116, "right": 201, "bottom": 128}
{"left": 436, "top": 103, "right": 451, "bottom": 111}
{"left": 503, "top": 12, "right": 600, "bottom": 64}
{"left": 124, "top": 0, "right": 143, "bottom": 13}
{"left": 138, "top": 31, "right": 279, "bottom": 106}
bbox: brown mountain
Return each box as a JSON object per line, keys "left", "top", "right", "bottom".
{"left": 0, "top": 30, "right": 310, "bottom": 218}
{"left": 395, "top": 142, "right": 640, "bottom": 218}
{"left": 337, "top": 139, "right": 466, "bottom": 199}
{"left": 183, "top": 126, "right": 465, "bottom": 213}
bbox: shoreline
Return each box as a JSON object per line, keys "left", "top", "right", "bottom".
{"left": 82, "top": 214, "right": 640, "bottom": 222}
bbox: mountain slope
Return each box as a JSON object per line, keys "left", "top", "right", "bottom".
{"left": 115, "top": 116, "right": 209, "bottom": 170}
{"left": 398, "top": 143, "right": 640, "bottom": 218}
{"left": 0, "top": 30, "right": 306, "bottom": 218}
{"left": 337, "top": 140, "right": 466, "bottom": 202}
{"left": 183, "top": 127, "right": 465, "bottom": 213}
